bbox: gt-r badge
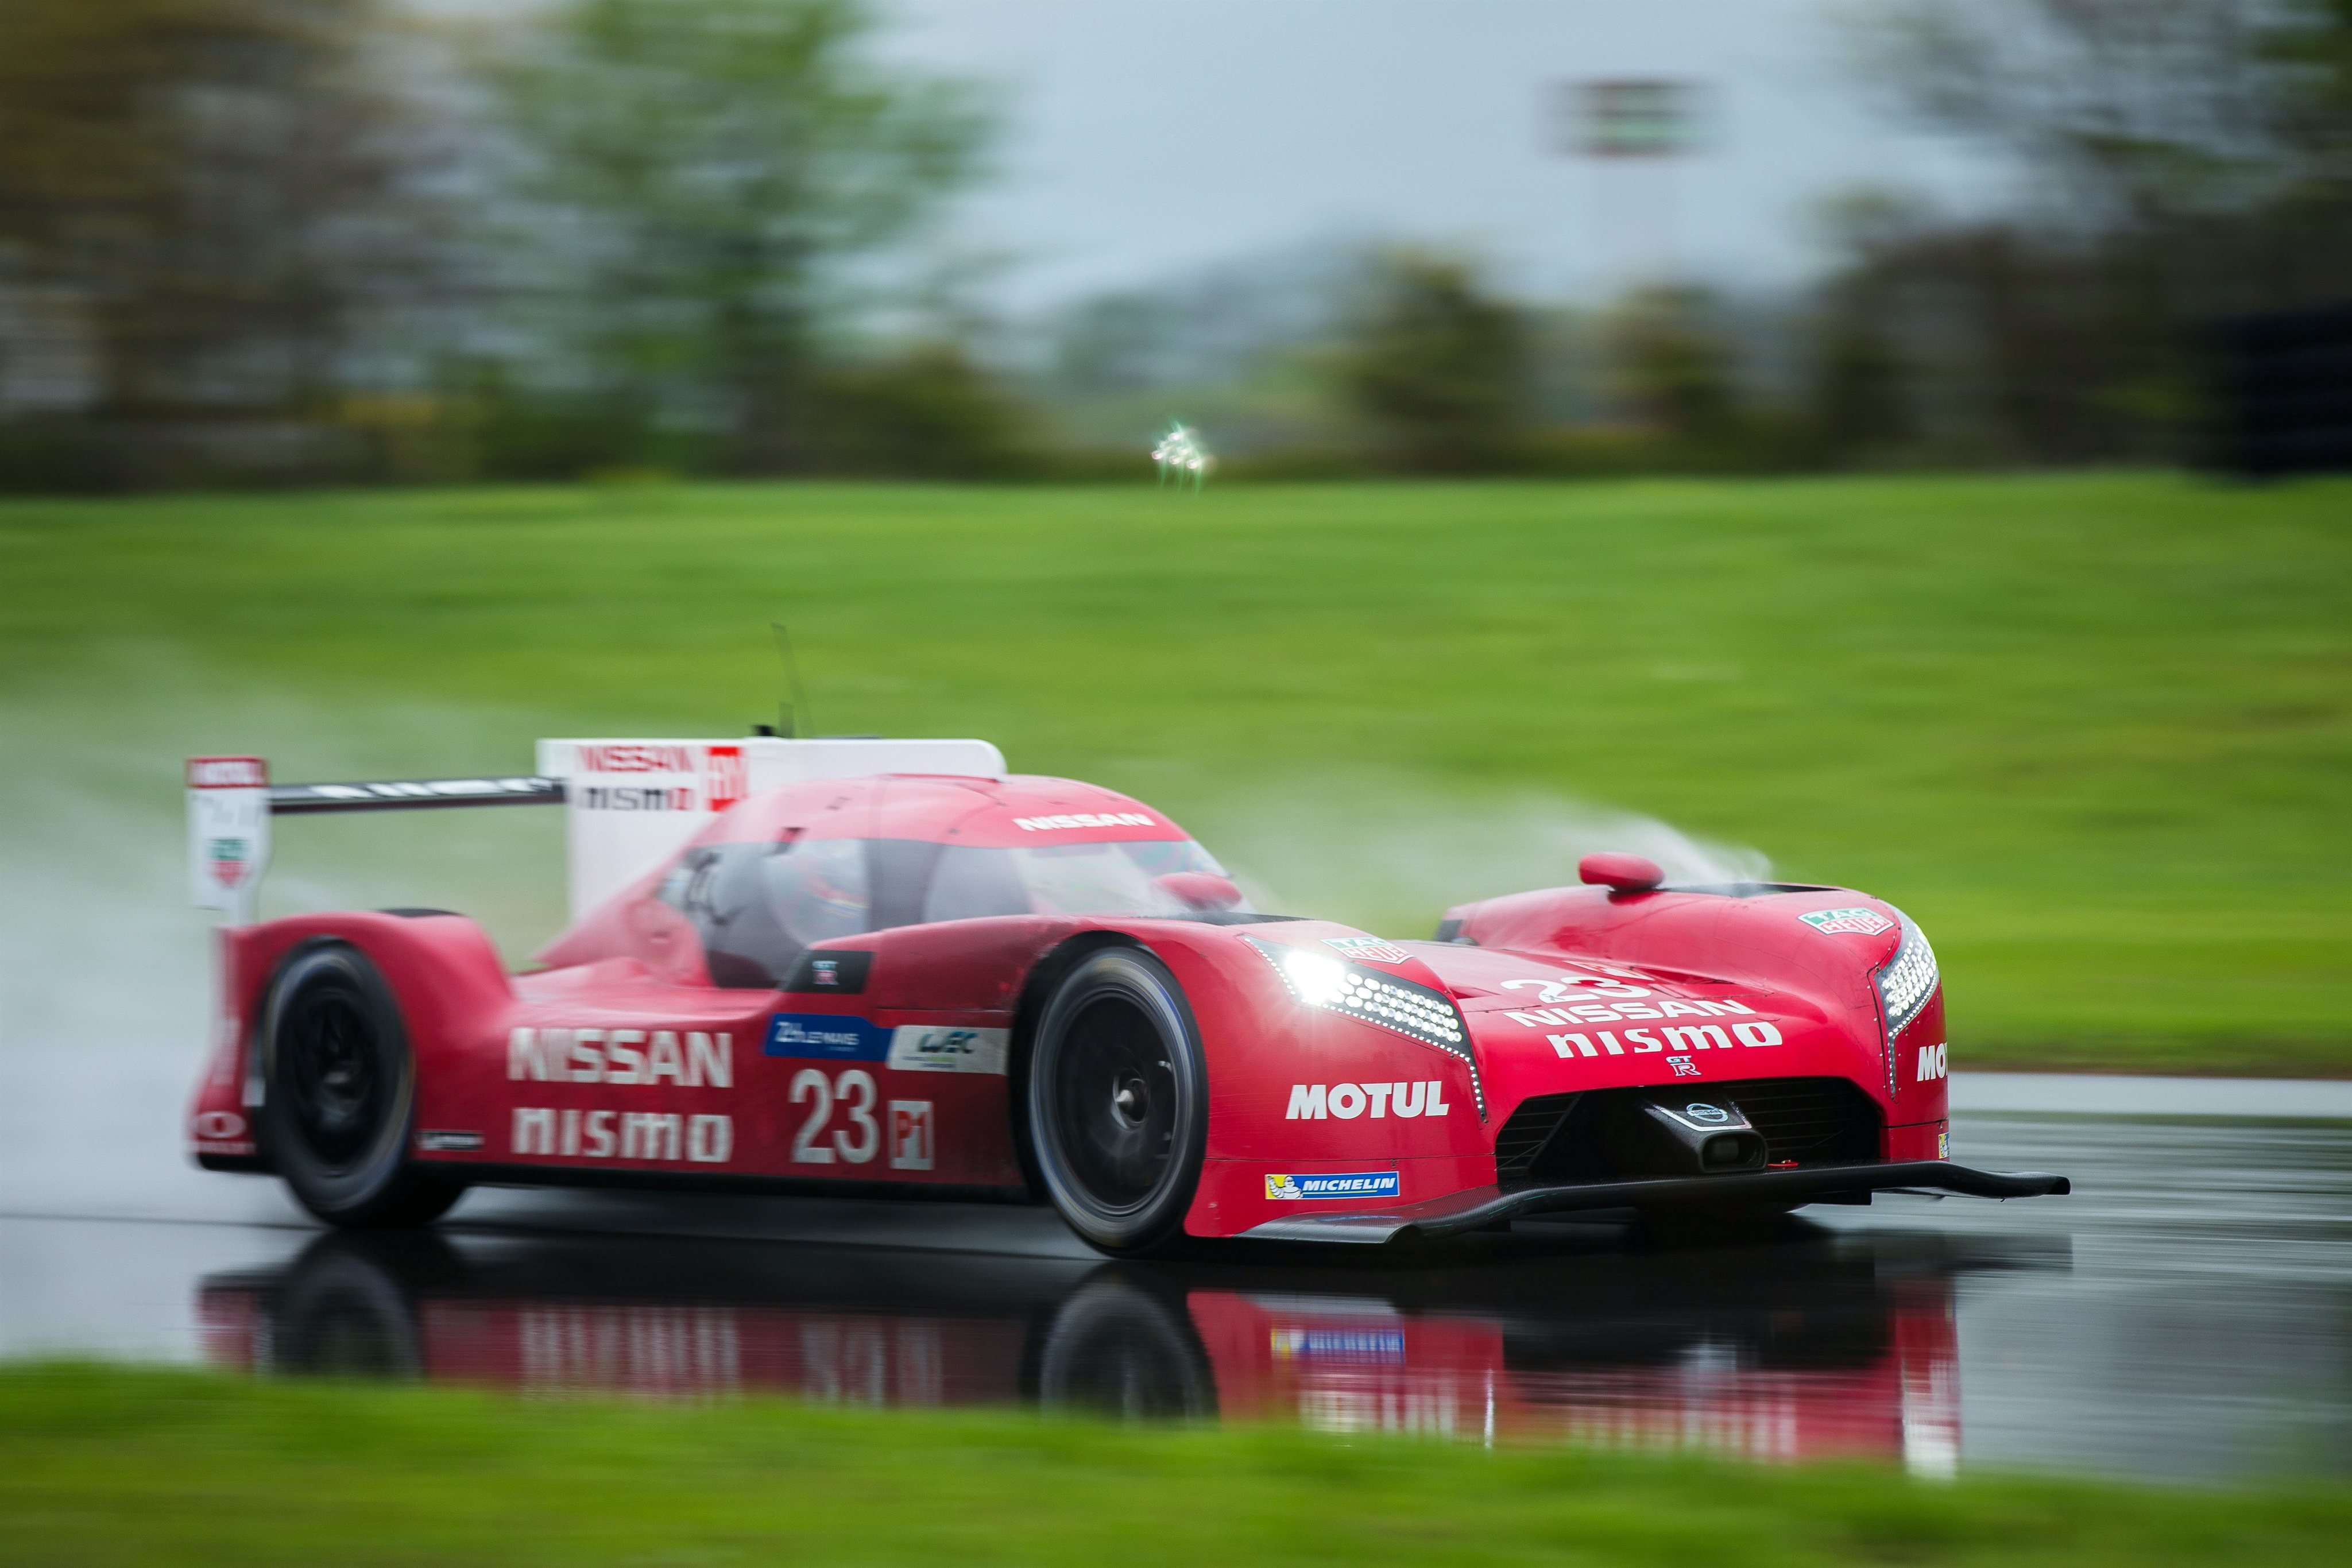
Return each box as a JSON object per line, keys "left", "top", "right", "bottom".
{"left": 1799, "top": 908, "right": 1895, "bottom": 936}
{"left": 1266, "top": 1171, "right": 1402, "bottom": 1201}
{"left": 783, "top": 950, "right": 873, "bottom": 994}
{"left": 1668, "top": 1056, "right": 1703, "bottom": 1077}
{"left": 1323, "top": 936, "right": 1411, "bottom": 965}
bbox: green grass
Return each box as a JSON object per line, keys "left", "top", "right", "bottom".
{"left": 2, "top": 473, "right": 2346, "bottom": 1072}
{"left": 2, "top": 1362, "right": 2345, "bottom": 1568}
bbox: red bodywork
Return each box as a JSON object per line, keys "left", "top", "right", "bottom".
{"left": 188, "top": 772, "right": 1949, "bottom": 1238}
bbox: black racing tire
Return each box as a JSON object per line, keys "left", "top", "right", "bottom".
{"left": 260, "top": 943, "right": 464, "bottom": 1229}
{"left": 1023, "top": 946, "right": 1208, "bottom": 1257}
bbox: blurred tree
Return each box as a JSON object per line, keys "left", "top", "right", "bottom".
{"left": 492, "top": 0, "right": 995, "bottom": 474}
{"left": 1341, "top": 254, "right": 1525, "bottom": 472}
{"left": 1853, "top": 1, "right": 2299, "bottom": 234}
{"left": 1600, "top": 287, "right": 1744, "bottom": 447}
{"left": 1804, "top": 194, "right": 1923, "bottom": 463}
{"left": 1828, "top": 0, "right": 2352, "bottom": 463}
{"left": 809, "top": 344, "right": 1035, "bottom": 478}
{"left": 0, "top": 0, "right": 447, "bottom": 486}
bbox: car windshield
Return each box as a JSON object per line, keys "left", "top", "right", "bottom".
{"left": 922, "top": 839, "right": 1245, "bottom": 922}
{"left": 659, "top": 833, "right": 1246, "bottom": 987}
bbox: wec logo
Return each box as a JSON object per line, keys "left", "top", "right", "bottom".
{"left": 885, "top": 1025, "right": 1009, "bottom": 1075}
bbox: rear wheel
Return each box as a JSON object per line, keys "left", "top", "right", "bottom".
{"left": 261, "top": 944, "right": 463, "bottom": 1229}
{"left": 1024, "top": 947, "right": 1207, "bottom": 1256}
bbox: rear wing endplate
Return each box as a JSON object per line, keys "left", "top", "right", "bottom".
{"left": 187, "top": 757, "right": 566, "bottom": 926}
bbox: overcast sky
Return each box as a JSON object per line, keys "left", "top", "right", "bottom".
{"left": 881, "top": 0, "right": 2004, "bottom": 311}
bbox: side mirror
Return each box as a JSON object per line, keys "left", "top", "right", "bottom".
{"left": 1579, "top": 852, "right": 1664, "bottom": 893}
{"left": 1155, "top": 872, "right": 1243, "bottom": 912}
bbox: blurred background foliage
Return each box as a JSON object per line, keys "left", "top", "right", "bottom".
{"left": 0, "top": 0, "right": 2349, "bottom": 489}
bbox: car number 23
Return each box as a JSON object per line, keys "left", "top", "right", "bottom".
{"left": 790, "top": 1067, "right": 880, "bottom": 1164}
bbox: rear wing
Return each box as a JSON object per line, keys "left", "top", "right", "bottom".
{"left": 187, "top": 736, "right": 1006, "bottom": 926}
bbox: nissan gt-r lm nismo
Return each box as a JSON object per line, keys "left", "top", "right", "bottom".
{"left": 184, "top": 737, "right": 2067, "bottom": 1255}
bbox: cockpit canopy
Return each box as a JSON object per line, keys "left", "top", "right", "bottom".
{"left": 537, "top": 773, "right": 1245, "bottom": 988}
{"left": 659, "top": 833, "right": 1238, "bottom": 987}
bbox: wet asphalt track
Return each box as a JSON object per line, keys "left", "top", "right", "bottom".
{"left": 2, "top": 1089, "right": 2346, "bottom": 1486}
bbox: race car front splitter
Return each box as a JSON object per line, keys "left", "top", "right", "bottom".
{"left": 1239, "top": 1160, "right": 2071, "bottom": 1244}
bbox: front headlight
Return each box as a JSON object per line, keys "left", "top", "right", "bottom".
{"left": 1875, "top": 912, "right": 1939, "bottom": 1043}
{"left": 1244, "top": 936, "right": 1484, "bottom": 1119}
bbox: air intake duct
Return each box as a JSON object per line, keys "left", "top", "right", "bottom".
{"left": 1621, "top": 1093, "right": 1769, "bottom": 1176}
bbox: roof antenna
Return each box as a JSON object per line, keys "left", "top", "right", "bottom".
{"left": 770, "top": 621, "right": 812, "bottom": 740}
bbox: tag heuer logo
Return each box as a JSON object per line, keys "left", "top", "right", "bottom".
{"left": 208, "top": 838, "right": 250, "bottom": 886}
{"left": 1798, "top": 908, "right": 1893, "bottom": 936}
{"left": 1324, "top": 936, "right": 1411, "bottom": 965}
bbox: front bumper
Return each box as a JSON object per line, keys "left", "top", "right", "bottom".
{"left": 1238, "top": 1160, "right": 2070, "bottom": 1244}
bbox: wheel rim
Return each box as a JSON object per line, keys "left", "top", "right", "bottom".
{"left": 283, "top": 984, "right": 385, "bottom": 1167}
{"left": 1048, "top": 994, "right": 1179, "bottom": 1213}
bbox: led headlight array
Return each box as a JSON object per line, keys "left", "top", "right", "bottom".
{"left": 1875, "top": 912, "right": 1939, "bottom": 1043}
{"left": 1244, "top": 936, "right": 1486, "bottom": 1120}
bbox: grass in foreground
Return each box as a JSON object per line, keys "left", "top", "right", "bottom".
{"left": 2, "top": 1362, "right": 2345, "bottom": 1568}
{"left": 2, "top": 474, "right": 2346, "bottom": 1071}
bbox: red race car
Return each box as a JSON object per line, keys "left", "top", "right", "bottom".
{"left": 184, "top": 736, "right": 2066, "bottom": 1255}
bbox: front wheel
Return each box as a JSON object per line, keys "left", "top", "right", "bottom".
{"left": 1024, "top": 947, "right": 1208, "bottom": 1256}
{"left": 260, "top": 943, "right": 463, "bottom": 1229}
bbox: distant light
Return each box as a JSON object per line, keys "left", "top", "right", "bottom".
{"left": 1152, "top": 423, "right": 1214, "bottom": 491}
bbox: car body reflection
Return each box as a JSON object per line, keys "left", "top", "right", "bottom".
{"left": 199, "top": 1222, "right": 2066, "bottom": 1470}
